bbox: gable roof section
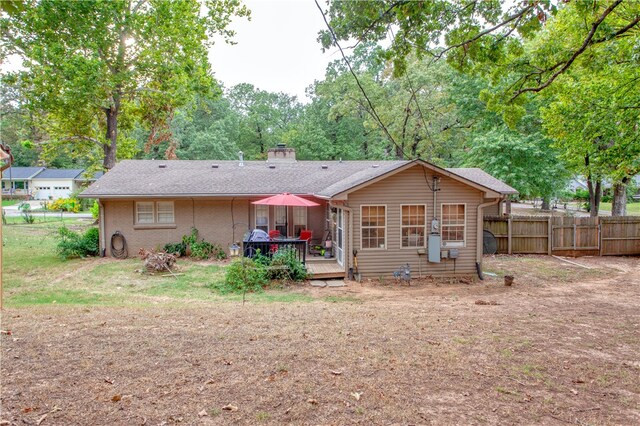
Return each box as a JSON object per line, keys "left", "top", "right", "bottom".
{"left": 80, "top": 159, "right": 517, "bottom": 199}
{"left": 34, "top": 168, "right": 85, "bottom": 179}
{"left": 1, "top": 167, "right": 45, "bottom": 180}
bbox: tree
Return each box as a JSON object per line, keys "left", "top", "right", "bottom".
{"left": 226, "top": 83, "right": 302, "bottom": 158}
{"left": 2, "top": 0, "right": 249, "bottom": 169}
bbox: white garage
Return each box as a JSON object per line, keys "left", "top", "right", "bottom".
{"left": 31, "top": 169, "right": 84, "bottom": 200}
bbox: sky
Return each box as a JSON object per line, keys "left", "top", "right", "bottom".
{"left": 1, "top": 0, "right": 342, "bottom": 102}
{"left": 209, "top": 0, "right": 339, "bottom": 101}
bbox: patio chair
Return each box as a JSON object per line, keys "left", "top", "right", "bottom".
{"left": 268, "top": 230, "right": 281, "bottom": 254}
{"left": 299, "top": 229, "right": 312, "bottom": 252}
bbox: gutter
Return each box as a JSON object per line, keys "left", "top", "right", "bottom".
{"left": 475, "top": 197, "right": 501, "bottom": 279}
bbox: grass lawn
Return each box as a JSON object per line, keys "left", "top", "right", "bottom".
{"left": 2, "top": 221, "right": 319, "bottom": 307}
{"left": 1, "top": 199, "right": 20, "bottom": 207}
{"left": 1, "top": 223, "right": 639, "bottom": 425}
{"left": 600, "top": 201, "right": 640, "bottom": 215}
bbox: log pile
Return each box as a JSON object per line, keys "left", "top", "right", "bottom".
{"left": 138, "top": 248, "right": 177, "bottom": 273}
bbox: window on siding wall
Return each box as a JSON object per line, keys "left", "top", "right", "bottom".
{"left": 156, "top": 201, "right": 175, "bottom": 223}
{"left": 361, "top": 205, "right": 386, "bottom": 249}
{"left": 255, "top": 205, "right": 269, "bottom": 232}
{"left": 401, "top": 205, "right": 426, "bottom": 247}
{"left": 441, "top": 204, "right": 466, "bottom": 247}
{"left": 136, "top": 202, "right": 155, "bottom": 224}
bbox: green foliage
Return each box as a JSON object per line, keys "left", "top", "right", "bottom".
{"left": 268, "top": 248, "right": 308, "bottom": 281}
{"left": 573, "top": 189, "right": 590, "bottom": 202}
{"left": 182, "top": 227, "right": 199, "bottom": 247}
{"left": 2, "top": 0, "right": 250, "bottom": 168}
{"left": 218, "top": 257, "right": 268, "bottom": 294}
{"left": 163, "top": 242, "right": 187, "bottom": 257}
{"left": 191, "top": 240, "right": 226, "bottom": 260}
{"left": 18, "top": 202, "right": 35, "bottom": 223}
{"left": 90, "top": 201, "right": 99, "bottom": 219}
{"left": 56, "top": 226, "right": 99, "bottom": 259}
{"left": 165, "top": 228, "right": 226, "bottom": 260}
{"left": 48, "top": 198, "right": 81, "bottom": 213}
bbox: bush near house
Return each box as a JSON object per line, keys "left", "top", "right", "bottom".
{"left": 56, "top": 227, "right": 99, "bottom": 259}
{"left": 163, "top": 227, "right": 226, "bottom": 260}
{"left": 219, "top": 248, "right": 308, "bottom": 294}
{"left": 47, "top": 198, "right": 81, "bottom": 213}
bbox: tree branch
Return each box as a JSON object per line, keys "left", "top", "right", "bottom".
{"left": 510, "top": 0, "right": 624, "bottom": 100}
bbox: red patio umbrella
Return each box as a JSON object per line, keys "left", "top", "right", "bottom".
{"left": 252, "top": 193, "right": 320, "bottom": 237}
{"left": 252, "top": 193, "right": 320, "bottom": 207}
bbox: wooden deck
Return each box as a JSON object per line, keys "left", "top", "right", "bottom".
{"left": 306, "top": 258, "right": 345, "bottom": 279}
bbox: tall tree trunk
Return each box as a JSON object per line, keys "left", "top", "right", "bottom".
{"left": 541, "top": 197, "right": 550, "bottom": 211}
{"left": 103, "top": 107, "right": 118, "bottom": 170}
{"left": 587, "top": 177, "right": 601, "bottom": 217}
{"left": 611, "top": 178, "right": 628, "bottom": 216}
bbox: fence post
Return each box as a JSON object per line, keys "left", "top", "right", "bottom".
{"left": 547, "top": 216, "right": 552, "bottom": 255}
{"left": 507, "top": 217, "right": 512, "bottom": 255}
{"left": 573, "top": 223, "right": 577, "bottom": 250}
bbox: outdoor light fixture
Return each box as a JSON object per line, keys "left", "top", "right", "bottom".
{"left": 229, "top": 242, "right": 241, "bottom": 257}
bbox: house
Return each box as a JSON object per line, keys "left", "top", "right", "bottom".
{"left": 1, "top": 167, "right": 44, "bottom": 197}
{"left": 1, "top": 167, "right": 103, "bottom": 200}
{"left": 80, "top": 146, "right": 517, "bottom": 279}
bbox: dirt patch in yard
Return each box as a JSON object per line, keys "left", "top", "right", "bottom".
{"left": 1, "top": 256, "right": 639, "bottom": 425}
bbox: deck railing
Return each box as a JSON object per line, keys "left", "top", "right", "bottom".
{"left": 242, "top": 239, "right": 307, "bottom": 264}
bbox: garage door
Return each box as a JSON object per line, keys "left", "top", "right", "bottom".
{"left": 35, "top": 186, "right": 52, "bottom": 200}
{"left": 53, "top": 186, "right": 72, "bottom": 199}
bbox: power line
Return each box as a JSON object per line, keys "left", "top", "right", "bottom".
{"left": 314, "top": 0, "right": 408, "bottom": 160}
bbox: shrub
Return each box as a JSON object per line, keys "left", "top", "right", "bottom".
{"left": 191, "top": 240, "right": 215, "bottom": 259}
{"left": 219, "top": 257, "right": 268, "bottom": 294}
{"left": 268, "top": 248, "right": 307, "bottom": 281}
{"left": 574, "top": 188, "right": 590, "bottom": 202}
{"left": 163, "top": 241, "right": 187, "bottom": 257}
{"left": 18, "top": 202, "right": 35, "bottom": 224}
{"left": 90, "top": 201, "right": 99, "bottom": 219}
{"left": 48, "top": 198, "right": 81, "bottom": 213}
{"left": 56, "top": 227, "right": 99, "bottom": 259}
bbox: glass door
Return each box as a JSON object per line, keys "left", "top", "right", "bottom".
{"left": 336, "top": 209, "right": 344, "bottom": 266}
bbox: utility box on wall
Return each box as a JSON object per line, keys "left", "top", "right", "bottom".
{"left": 428, "top": 234, "right": 441, "bottom": 263}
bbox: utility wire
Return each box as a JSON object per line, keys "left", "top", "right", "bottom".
{"left": 314, "top": 0, "right": 408, "bottom": 160}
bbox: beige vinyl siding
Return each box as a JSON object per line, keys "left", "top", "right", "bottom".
{"left": 102, "top": 198, "right": 249, "bottom": 257}
{"left": 346, "top": 164, "right": 483, "bottom": 277}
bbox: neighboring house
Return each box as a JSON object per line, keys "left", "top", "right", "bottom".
{"left": 80, "top": 146, "right": 517, "bottom": 278}
{"left": 1, "top": 167, "right": 45, "bottom": 196}
{"left": 1, "top": 167, "right": 103, "bottom": 200}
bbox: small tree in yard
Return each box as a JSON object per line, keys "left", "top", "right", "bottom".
{"left": 222, "top": 257, "right": 267, "bottom": 305}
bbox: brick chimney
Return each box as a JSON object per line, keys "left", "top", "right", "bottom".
{"left": 267, "top": 143, "right": 296, "bottom": 162}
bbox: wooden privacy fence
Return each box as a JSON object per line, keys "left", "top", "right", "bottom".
{"left": 483, "top": 215, "right": 640, "bottom": 256}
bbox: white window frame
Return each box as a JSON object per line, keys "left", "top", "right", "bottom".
{"left": 400, "top": 204, "right": 427, "bottom": 248}
{"left": 255, "top": 204, "right": 269, "bottom": 231}
{"left": 441, "top": 203, "right": 466, "bottom": 248}
{"left": 136, "top": 202, "right": 155, "bottom": 224}
{"left": 156, "top": 201, "right": 175, "bottom": 224}
{"left": 360, "top": 204, "right": 387, "bottom": 250}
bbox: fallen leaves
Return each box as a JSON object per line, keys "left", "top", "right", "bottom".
{"left": 350, "top": 391, "right": 362, "bottom": 401}
{"left": 111, "top": 394, "right": 121, "bottom": 402}
{"left": 475, "top": 300, "right": 500, "bottom": 306}
{"left": 306, "top": 399, "right": 318, "bottom": 405}
{"left": 198, "top": 409, "right": 208, "bottom": 417}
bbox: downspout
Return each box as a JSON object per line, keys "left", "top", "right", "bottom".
{"left": 476, "top": 196, "right": 501, "bottom": 279}
{"left": 98, "top": 199, "right": 106, "bottom": 257}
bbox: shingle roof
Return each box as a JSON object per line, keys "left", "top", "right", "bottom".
{"left": 73, "top": 171, "right": 104, "bottom": 180}
{"left": 80, "top": 159, "right": 518, "bottom": 198}
{"left": 35, "top": 168, "right": 85, "bottom": 179}
{"left": 446, "top": 168, "right": 518, "bottom": 195}
{"left": 1, "top": 167, "right": 45, "bottom": 180}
